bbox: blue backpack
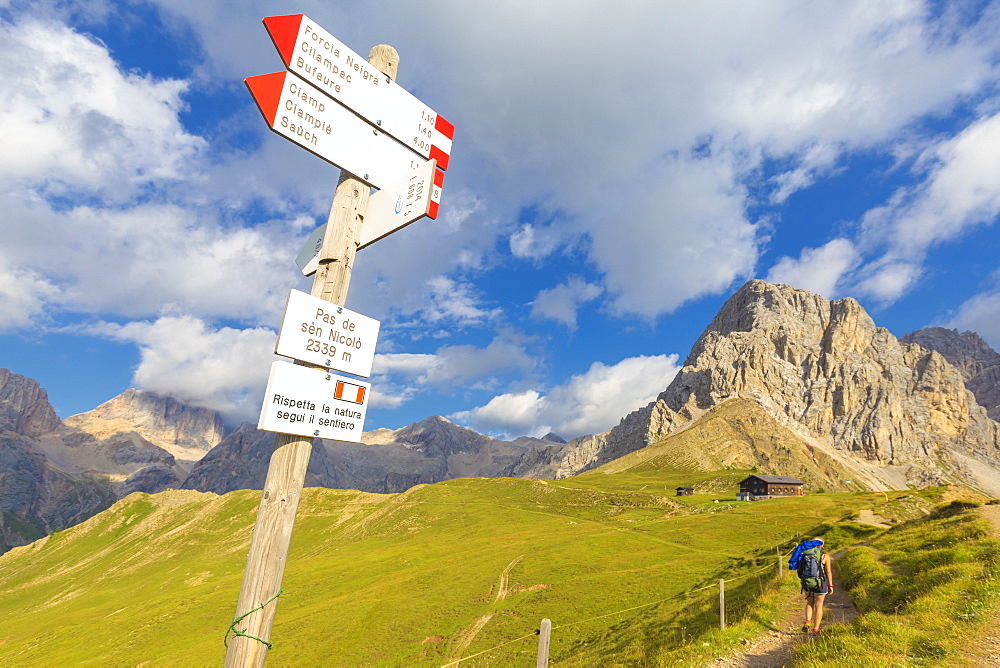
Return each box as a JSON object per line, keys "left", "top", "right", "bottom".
{"left": 788, "top": 539, "right": 826, "bottom": 589}
{"left": 797, "top": 546, "right": 825, "bottom": 590}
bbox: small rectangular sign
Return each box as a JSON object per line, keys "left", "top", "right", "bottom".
{"left": 245, "top": 71, "right": 429, "bottom": 189}
{"left": 258, "top": 361, "right": 370, "bottom": 442}
{"left": 263, "top": 14, "right": 455, "bottom": 169}
{"left": 274, "top": 290, "right": 380, "bottom": 377}
{"left": 358, "top": 160, "right": 444, "bottom": 249}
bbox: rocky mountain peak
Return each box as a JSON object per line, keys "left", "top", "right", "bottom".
{"left": 901, "top": 327, "right": 1000, "bottom": 421}
{"left": 0, "top": 369, "right": 62, "bottom": 437}
{"left": 388, "top": 416, "right": 492, "bottom": 456}
{"left": 576, "top": 280, "right": 1000, "bottom": 494}
{"left": 61, "top": 389, "right": 224, "bottom": 463}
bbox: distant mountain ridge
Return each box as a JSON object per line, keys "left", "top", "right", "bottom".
{"left": 62, "top": 389, "right": 223, "bottom": 464}
{"left": 0, "top": 375, "right": 224, "bottom": 553}
{"left": 0, "top": 371, "right": 113, "bottom": 551}
{"left": 182, "top": 416, "right": 574, "bottom": 495}
{"left": 3, "top": 279, "right": 1000, "bottom": 552}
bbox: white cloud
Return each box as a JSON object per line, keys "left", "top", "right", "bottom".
{"left": 860, "top": 112, "right": 1000, "bottom": 258}
{"left": 770, "top": 143, "right": 843, "bottom": 204}
{"left": 591, "top": 153, "right": 759, "bottom": 317}
{"left": 0, "top": 18, "right": 204, "bottom": 199}
{"left": 0, "top": 16, "right": 316, "bottom": 328}
{"left": 88, "top": 315, "right": 277, "bottom": 423}
{"left": 847, "top": 111, "right": 1000, "bottom": 304}
{"left": 766, "top": 238, "right": 859, "bottom": 298}
{"left": 139, "top": 0, "right": 1000, "bottom": 320}
{"left": 0, "top": 196, "right": 305, "bottom": 324}
{"left": 374, "top": 334, "right": 536, "bottom": 387}
{"left": 853, "top": 260, "right": 923, "bottom": 304}
{"left": 451, "top": 354, "right": 682, "bottom": 439}
{"left": 531, "top": 276, "right": 602, "bottom": 330}
{"left": 366, "top": 333, "right": 539, "bottom": 412}
{"left": 510, "top": 224, "right": 563, "bottom": 260}
{"left": 422, "top": 276, "right": 501, "bottom": 327}
{"left": 0, "top": 265, "right": 59, "bottom": 331}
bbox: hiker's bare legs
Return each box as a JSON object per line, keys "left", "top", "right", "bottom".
{"left": 812, "top": 593, "right": 827, "bottom": 630}
{"left": 804, "top": 593, "right": 827, "bottom": 630}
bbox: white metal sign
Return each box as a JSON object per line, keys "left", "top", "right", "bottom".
{"left": 274, "top": 289, "right": 380, "bottom": 377}
{"left": 258, "top": 361, "right": 370, "bottom": 442}
{"left": 263, "top": 14, "right": 455, "bottom": 170}
{"left": 358, "top": 160, "right": 444, "bottom": 249}
{"left": 246, "top": 71, "right": 428, "bottom": 189}
{"left": 295, "top": 224, "right": 326, "bottom": 276}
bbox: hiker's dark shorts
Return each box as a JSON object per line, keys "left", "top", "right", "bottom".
{"left": 802, "top": 581, "right": 830, "bottom": 595}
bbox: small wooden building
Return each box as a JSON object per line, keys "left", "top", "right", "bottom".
{"left": 737, "top": 475, "right": 805, "bottom": 501}
{"left": 675, "top": 486, "right": 694, "bottom": 496}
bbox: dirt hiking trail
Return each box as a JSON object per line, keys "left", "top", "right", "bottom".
{"left": 712, "top": 553, "right": 857, "bottom": 668}
{"left": 715, "top": 504, "right": 1000, "bottom": 667}
{"left": 958, "top": 504, "right": 1000, "bottom": 666}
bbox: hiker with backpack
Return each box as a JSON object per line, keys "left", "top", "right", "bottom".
{"left": 788, "top": 538, "right": 834, "bottom": 636}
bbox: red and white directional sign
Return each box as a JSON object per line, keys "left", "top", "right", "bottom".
{"left": 263, "top": 14, "right": 455, "bottom": 170}
{"left": 258, "top": 361, "right": 370, "bottom": 442}
{"left": 274, "top": 289, "right": 380, "bottom": 377}
{"left": 359, "top": 160, "right": 444, "bottom": 249}
{"left": 246, "top": 71, "right": 428, "bottom": 189}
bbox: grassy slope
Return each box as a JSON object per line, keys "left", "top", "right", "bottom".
{"left": 0, "top": 401, "right": 986, "bottom": 666}
{"left": 584, "top": 398, "right": 865, "bottom": 494}
{"left": 794, "top": 499, "right": 1000, "bottom": 666}
{"left": 2, "top": 479, "right": 904, "bottom": 666}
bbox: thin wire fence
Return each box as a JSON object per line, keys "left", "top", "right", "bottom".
{"left": 442, "top": 546, "right": 794, "bottom": 666}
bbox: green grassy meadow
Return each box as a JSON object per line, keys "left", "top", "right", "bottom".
{"left": 0, "top": 458, "right": 990, "bottom": 666}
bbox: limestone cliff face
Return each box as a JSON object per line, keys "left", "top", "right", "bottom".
{"left": 552, "top": 281, "right": 1000, "bottom": 492}
{"left": 62, "top": 389, "right": 223, "bottom": 463}
{"left": 0, "top": 370, "right": 114, "bottom": 553}
{"left": 0, "top": 369, "right": 61, "bottom": 437}
{"left": 901, "top": 327, "right": 1000, "bottom": 421}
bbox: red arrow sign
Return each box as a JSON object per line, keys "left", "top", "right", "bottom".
{"left": 246, "top": 71, "right": 428, "bottom": 189}
{"left": 261, "top": 13, "right": 454, "bottom": 170}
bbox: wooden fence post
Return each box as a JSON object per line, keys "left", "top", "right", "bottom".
{"left": 223, "top": 44, "right": 400, "bottom": 668}
{"left": 719, "top": 579, "right": 726, "bottom": 630}
{"left": 536, "top": 618, "right": 551, "bottom": 668}
{"left": 777, "top": 545, "right": 783, "bottom": 579}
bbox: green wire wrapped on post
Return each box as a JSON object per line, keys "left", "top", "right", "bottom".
{"left": 224, "top": 589, "right": 285, "bottom": 650}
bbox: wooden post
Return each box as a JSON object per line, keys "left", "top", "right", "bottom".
{"left": 224, "top": 44, "right": 399, "bottom": 668}
{"left": 536, "top": 618, "right": 552, "bottom": 668}
{"left": 777, "top": 545, "right": 783, "bottom": 579}
{"left": 719, "top": 579, "right": 726, "bottom": 630}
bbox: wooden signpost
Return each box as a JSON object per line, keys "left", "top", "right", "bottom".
{"left": 226, "top": 15, "right": 452, "bottom": 662}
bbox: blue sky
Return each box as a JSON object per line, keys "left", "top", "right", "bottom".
{"left": 2, "top": 0, "right": 999, "bottom": 440}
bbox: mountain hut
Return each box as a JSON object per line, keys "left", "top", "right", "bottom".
{"left": 675, "top": 486, "right": 694, "bottom": 496}
{"left": 737, "top": 475, "right": 805, "bottom": 501}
